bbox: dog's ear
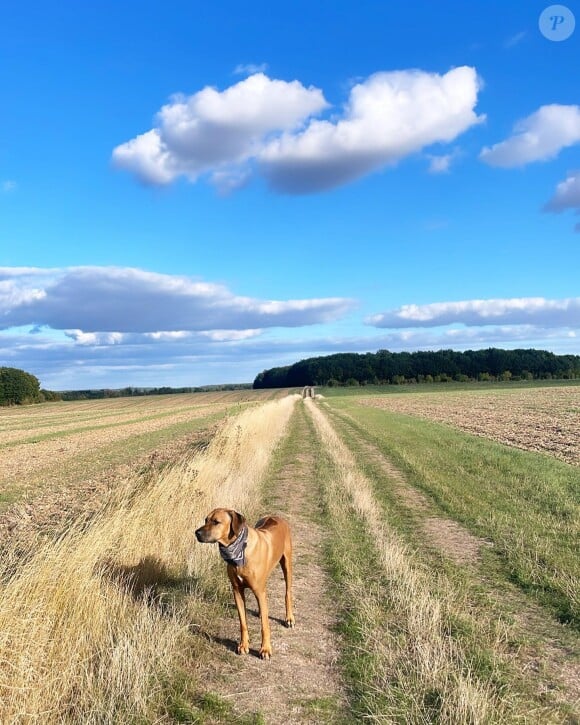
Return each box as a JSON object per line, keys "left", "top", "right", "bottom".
{"left": 228, "top": 510, "right": 246, "bottom": 539}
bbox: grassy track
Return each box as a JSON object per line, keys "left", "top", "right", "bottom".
{"left": 305, "top": 397, "right": 578, "bottom": 722}
{"left": 326, "top": 394, "right": 579, "bottom": 629}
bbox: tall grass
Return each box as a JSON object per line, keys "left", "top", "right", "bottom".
{"left": 0, "top": 395, "right": 297, "bottom": 723}
{"left": 306, "top": 398, "right": 516, "bottom": 723}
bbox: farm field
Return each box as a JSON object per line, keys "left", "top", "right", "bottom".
{"left": 0, "top": 385, "right": 578, "bottom": 723}
{"left": 358, "top": 384, "right": 580, "bottom": 465}
{"left": 0, "top": 390, "right": 287, "bottom": 548}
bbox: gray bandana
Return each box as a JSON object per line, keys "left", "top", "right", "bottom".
{"left": 219, "top": 525, "right": 248, "bottom": 567}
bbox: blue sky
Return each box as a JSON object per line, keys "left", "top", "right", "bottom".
{"left": 1, "top": 0, "right": 579, "bottom": 389}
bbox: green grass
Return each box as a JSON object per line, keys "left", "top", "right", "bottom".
{"left": 329, "top": 397, "right": 580, "bottom": 628}
{"left": 309, "top": 399, "right": 578, "bottom": 722}
{"left": 306, "top": 402, "right": 529, "bottom": 722}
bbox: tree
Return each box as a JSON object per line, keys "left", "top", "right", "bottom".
{"left": 0, "top": 367, "right": 42, "bottom": 405}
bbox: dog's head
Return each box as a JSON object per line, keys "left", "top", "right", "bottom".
{"left": 195, "top": 508, "right": 246, "bottom": 546}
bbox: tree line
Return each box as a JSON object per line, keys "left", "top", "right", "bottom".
{"left": 59, "top": 383, "right": 252, "bottom": 401}
{"left": 0, "top": 367, "right": 253, "bottom": 405}
{"left": 253, "top": 348, "right": 580, "bottom": 388}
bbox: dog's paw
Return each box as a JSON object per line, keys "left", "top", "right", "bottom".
{"left": 237, "top": 642, "right": 250, "bottom": 655}
{"left": 259, "top": 645, "right": 272, "bottom": 660}
{"left": 285, "top": 617, "right": 295, "bottom": 628}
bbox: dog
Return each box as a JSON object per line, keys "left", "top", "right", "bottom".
{"left": 195, "top": 508, "right": 294, "bottom": 659}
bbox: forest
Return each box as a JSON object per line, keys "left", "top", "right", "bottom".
{"left": 253, "top": 348, "right": 580, "bottom": 388}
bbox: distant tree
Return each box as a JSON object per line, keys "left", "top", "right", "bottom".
{"left": 0, "top": 367, "right": 42, "bottom": 405}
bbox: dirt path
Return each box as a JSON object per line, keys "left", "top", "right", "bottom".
{"left": 198, "top": 402, "right": 347, "bottom": 723}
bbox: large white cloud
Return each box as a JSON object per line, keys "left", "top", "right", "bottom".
{"left": 0, "top": 266, "right": 355, "bottom": 333}
{"left": 113, "top": 67, "right": 483, "bottom": 193}
{"left": 480, "top": 104, "right": 580, "bottom": 167}
{"left": 368, "top": 297, "right": 580, "bottom": 328}
{"left": 112, "top": 73, "right": 328, "bottom": 185}
{"left": 259, "top": 67, "right": 483, "bottom": 193}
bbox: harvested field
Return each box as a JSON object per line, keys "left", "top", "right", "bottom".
{"left": 0, "top": 391, "right": 280, "bottom": 486}
{"left": 360, "top": 385, "right": 580, "bottom": 465}
{"left": 0, "top": 390, "right": 287, "bottom": 520}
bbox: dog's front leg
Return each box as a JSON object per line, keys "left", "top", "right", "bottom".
{"left": 230, "top": 577, "right": 250, "bottom": 655}
{"left": 253, "top": 587, "right": 272, "bottom": 659}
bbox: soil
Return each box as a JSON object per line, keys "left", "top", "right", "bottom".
{"left": 360, "top": 386, "right": 580, "bottom": 465}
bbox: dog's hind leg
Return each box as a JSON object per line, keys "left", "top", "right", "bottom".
{"left": 280, "top": 552, "right": 295, "bottom": 628}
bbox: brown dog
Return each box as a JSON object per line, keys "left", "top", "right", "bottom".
{"left": 195, "top": 508, "right": 294, "bottom": 659}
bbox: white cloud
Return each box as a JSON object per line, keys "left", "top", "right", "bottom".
{"left": 544, "top": 170, "right": 580, "bottom": 213}
{"left": 234, "top": 62, "right": 269, "bottom": 75}
{"left": 0, "top": 266, "right": 355, "bottom": 334}
{"left": 259, "top": 67, "right": 484, "bottom": 193}
{"left": 114, "top": 67, "right": 483, "bottom": 194}
{"left": 367, "top": 296, "right": 580, "bottom": 328}
{"left": 427, "top": 149, "right": 461, "bottom": 174}
{"left": 1, "top": 180, "right": 17, "bottom": 192}
{"left": 112, "top": 73, "right": 328, "bottom": 186}
{"left": 480, "top": 104, "right": 580, "bottom": 167}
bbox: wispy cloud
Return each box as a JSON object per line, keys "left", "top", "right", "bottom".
{"left": 233, "top": 62, "right": 269, "bottom": 75}
{"left": 114, "top": 67, "right": 484, "bottom": 194}
{"left": 504, "top": 30, "right": 526, "bottom": 48}
{"left": 1, "top": 180, "right": 17, "bottom": 192}
{"left": 426, "top": 147, "right": 461, "bottom": 174}
{"left": 480, "top": 104, "right": 580, "bottom": 167}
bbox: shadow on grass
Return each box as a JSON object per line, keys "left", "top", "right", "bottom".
{"left": 98, "top": 555, "right": 184, "bottom": 601}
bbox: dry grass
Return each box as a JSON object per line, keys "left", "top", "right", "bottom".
{"left": 306, "top": 398, "right": 516, "bottom": 723}
{"left": 360, "top": 386, "right": 580, "bottom": 465}
{"left": 0, "top": 394, "right": 298, "bottom": 722}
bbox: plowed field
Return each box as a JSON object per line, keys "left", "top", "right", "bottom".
{"left": 360, "top": 385, "right": 580, "bottom": 465}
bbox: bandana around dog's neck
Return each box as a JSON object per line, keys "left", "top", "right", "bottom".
{"left": 219, "top": 525, "right": 248, "bottom": 567}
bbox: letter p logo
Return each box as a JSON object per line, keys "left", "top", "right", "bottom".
{"left": 539, "top": 5, "right": 575, "bottom": 40}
